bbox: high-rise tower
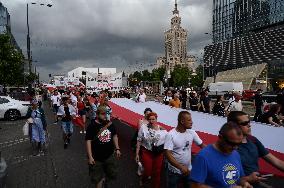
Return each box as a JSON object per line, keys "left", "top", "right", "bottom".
{"left": 157, "top": 0, "right": 196, "bottom": 72}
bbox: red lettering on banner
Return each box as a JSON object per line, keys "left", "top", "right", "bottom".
{"left": 98, "top": 83, "right": 114, "bottom": 87}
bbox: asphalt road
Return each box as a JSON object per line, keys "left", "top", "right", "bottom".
{"left": 0, "top": 102, "right": 140, "bottom": 188}
{"left": 0, "top": 101, "right": 283, "bottom": 188}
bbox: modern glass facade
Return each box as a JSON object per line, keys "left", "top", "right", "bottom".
{"left": 0, "top": 2, "right": 10, "bottom": 34}
{"left": 213, "top": 0, "right": 284, "bottom": 43}
{"left": 0, "top": 3, "right": 21, "bottom": 53}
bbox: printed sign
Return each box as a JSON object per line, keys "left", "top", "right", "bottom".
{"left": 86, "top": 72, "right": 126, "bottom": 92}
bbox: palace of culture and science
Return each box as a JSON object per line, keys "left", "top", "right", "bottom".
{"left": 156, "top": 0, "right": 196, "bottom": 72}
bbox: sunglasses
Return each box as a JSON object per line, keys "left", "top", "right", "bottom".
{"left": 98, "top": 112, "right": 106, "bottom": 115}
{"left": 239, "top": 121, "right": 250, "bottom": 126}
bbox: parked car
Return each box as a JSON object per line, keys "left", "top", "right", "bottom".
{"left": 10, "top": 91, "right": 32, "bottom": 102}
{"left": 242, "top": 90, "right": 256, "bottom": 101}
{"left": 0, "top": 96, "right": 30, "bottom": 120}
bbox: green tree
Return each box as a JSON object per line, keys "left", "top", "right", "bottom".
{"left": 141, "top": 69, "right": 151, "bottom": 81}
{"left": 190, "top": 65, "right": 204, "bottom": 88}
{"left": 170, "top": 65, "right": 192, "bottom": 87}
{"left": 0, "top": 34, "right": 25, "bottom": 87}
{"left": 128, "top": 71, "right": 142, "bottom": 86}
{"left": 151, "top": 67, "right": 166, "bottom": 81}
{"left": 25, "top": 72, "right": 38, "bottom": 84}
{"left": 132, "top": 71, "right": 142, "bottom": 81}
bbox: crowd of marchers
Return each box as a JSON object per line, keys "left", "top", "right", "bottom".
{"left": 135, "top": 88, "right": 284, "bottom": 127}
{"left": 23, "top": 87, "right": 284, "bottom": 188}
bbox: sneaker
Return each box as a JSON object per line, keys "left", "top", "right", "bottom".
{"left": 32, "top": 150, "right": 39, "bottom": 156}
{"left": 64, "top": 143, "right": 68, "bottom": 149}
{"left": 79, "top": 131, "right": 83, "bottom": 134}
{"left": 53, "top": 121, "right": 57, "bottom": 124}
{"left": 83, "top": 131, "right": 86, "bottom": 134}
{"left": 39, "top": 150, "right": 45, "bottom": 156}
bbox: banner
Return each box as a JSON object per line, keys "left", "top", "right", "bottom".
{"left": 86, "top": 72, "right": 126, "bottom": 92}
{"left": 109, "top": 98, "right": 284, "bottom": 177}
{"left": 53, "top": 76, "right": 65, "bottom": 87}
{"left": 63, "top": 78, "right": 81, "bottom": 86}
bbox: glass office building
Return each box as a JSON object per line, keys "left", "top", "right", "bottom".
{"left": 212, "top": 0, "right": 284, "bottom": 43}
{"left": 0, "top": 2, "right": 10, "bottom": 34}
{"left": 0, "top": 3, "right": 21, "bottom": 53}
{"left": 205, "top": 0, "right": 284, "bottom": 90}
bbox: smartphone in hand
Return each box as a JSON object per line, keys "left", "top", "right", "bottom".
{"left": 261, "top": 174, "right": 273, "bottom": 178}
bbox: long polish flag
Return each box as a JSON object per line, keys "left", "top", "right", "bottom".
{"left": 110, "top": 98, "right": 284, "bottom": 177}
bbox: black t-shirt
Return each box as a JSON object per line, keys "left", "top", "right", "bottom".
{"left": 85, "top": 120, "right": 117, "bottom": 161}
{"left": 254, "top": 93, "right": 263, "bottom": 107}
{"left": 202, "top": 96, "right": 211, "bottom": 108}
{"left": 62, "top": 106, "right": 71, "bottom": 122}
{"left": 212, "top": 102, "right": 225, "bottom": 116}
{"left": 261, "top": 112, "right": 280, "bottom": 125}
{"left": 237, "top": 135, "right": 269, "bottom": 176}
{"left": 190, "top": 97, "right": 199, "bottom": 106}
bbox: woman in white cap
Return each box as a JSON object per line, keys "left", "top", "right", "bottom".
{"left": 26, "top": 99, "right": 47, "bottom": 156}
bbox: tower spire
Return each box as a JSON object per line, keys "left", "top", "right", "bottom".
{"left": 173, "top": 0, "right": 179, "bottom": 15}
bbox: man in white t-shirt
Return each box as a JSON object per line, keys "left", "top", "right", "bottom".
{"left": 70, "top": 92, "right": 78, "bottom": 106}
{"left": 226, "top": 93, "right": 243, "bottom": 113}
{"left": 164, "top": 111, "right": 205, "bottom": 188}
{"left": 136, "top": 89, "right": 146, "bottom": 103}
{"left": 51, "top": 90, "right": 61, "bottom": 124}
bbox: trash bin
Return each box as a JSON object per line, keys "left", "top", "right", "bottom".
{"left": 0, "top": 154, "right": 7, "bottom": 188}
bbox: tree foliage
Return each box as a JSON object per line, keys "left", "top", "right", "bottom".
{"left": 128, "top": 67, "right": 166, "bottom": 87}
{"left": 25, "top": 72, "right": 38, "bottom": 84}
{"left": 128, "top": 71, "right": 142, "bottom": 86}
{"left": 170, "top": 65, "right": 192, "bottom": 87}
{"left": 190, "top": 65, "right": 204, "bottom": 88}
{"left": 0, "top": 34, "right": 25, "bottom": 86}
{"left": 151, "top": 67, "right": 166, "bottom": 81}
{"left": 141, "top": 70, "right": 151, "bottom": 81}
{"left": 127, "top": 65, "right": 201, "bottom": 88}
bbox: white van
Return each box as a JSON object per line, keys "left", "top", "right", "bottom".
{"left": 208, "top": 82, "right": 243, "bottom": 95}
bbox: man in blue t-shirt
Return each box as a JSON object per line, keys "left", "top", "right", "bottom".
{"left": 190, "top": 122, "right": 263, "bottom": 188}
{"left": 228, "top": 111, "right": 284, "bottom": 187}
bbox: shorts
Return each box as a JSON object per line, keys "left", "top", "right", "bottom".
{"left": 167, "top": 170, "right": 190, "bottom": 188}
{"left": 89, "top": 154, "right": 118, "bottom": 185}
{"left": 78, "top": 109, "right": 86, "bottom": 116}
{"left": 53, "top": 104, "right": 59, "bottom": 113}
{"left": 62, "top": 121, "right": 73, "bottom": 134}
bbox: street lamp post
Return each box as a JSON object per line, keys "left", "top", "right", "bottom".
{"left": 26, "top": 2, "right": 52, "bottom": 73}
{"left": 27, "top": 4, "right": 31, "bottom": 73}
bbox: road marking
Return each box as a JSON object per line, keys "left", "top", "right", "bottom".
{"left": 10, "top": 154, "right": 45, "bottom": 165}
{"left": 0, "top": 137, "right": 30, "bottom": 149}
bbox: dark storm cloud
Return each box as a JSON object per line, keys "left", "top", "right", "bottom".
{"left": 3, "top": 0, "right": 212, "bottom": 80}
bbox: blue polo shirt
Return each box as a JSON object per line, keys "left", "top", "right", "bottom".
{"left": 190, "top": 144, "right": 245, "bottom": 188}
{"left": 237, "top": 136, "right": 269, "bottom": 176}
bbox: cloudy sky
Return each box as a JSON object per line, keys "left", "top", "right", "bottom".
{"left": 2, "top": 0, "right": 212, "bottom": 81}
